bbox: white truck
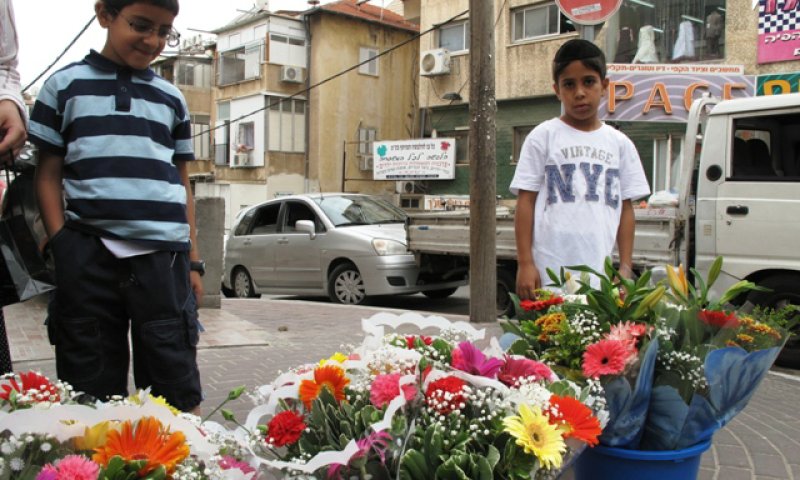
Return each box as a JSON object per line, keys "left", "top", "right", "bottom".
{"left": 406, "top": 94, "right": 800, "bottom": 366}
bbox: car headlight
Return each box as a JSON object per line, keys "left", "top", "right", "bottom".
{"left": 372, "top": 238, "right": 408, "bottom": 256}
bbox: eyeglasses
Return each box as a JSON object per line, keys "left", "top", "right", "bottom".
{"left": 117, "top": 12, "right": 181, "bottom": 47}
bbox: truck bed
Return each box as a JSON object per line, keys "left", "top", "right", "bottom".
{"left": 406, "top": 207, "right": 680, "bottom": 269}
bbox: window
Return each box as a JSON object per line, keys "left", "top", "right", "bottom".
{"left": 215, "top": 102, "right": 231, "bottom": 165}
{"left": 250, "top": 203, "right": 281, "bottom": 235}
{"left": 358, "top": 127, "right": 377, "bottom": 156}
{"left": 234, "top": 208, "right": 256, "bottom": 236}
{"left": 439, "top": 130, "right": 469, "bottom": 164}
{"left": 512, "top": 3, "right": 575, "bottom": 42}
{"left": 359, "top": 47, "right": 379, "bottom": 76}
{"left": 266, "top": 96, "right": 306, "bottom": 153}
{"left": 729, "top": 113, "right": 800, "bottom": 180}
{"left": 513, "top": 125, "right": 534, "bottom": 163}
{"left": 217, "top": 43, "right": 264, "bottom": 85}
{"left": 177, "top": 61, "right": 212, "bottom": 87}
{"left": 610, "top": 0, "right": 726, "bottom": 64}
{"left": 653, "top": 135, "right": 683, "bottom": 192}
{"left": 438, "top": 21, "right": 469, "bottom": 52}
{"left": 269, "top": 33, "right": 307, "bottom": 66}
{"left": 190, "top": 114, "right": 211, "bottom": 160}
{"left": 237, "top": 122, "right": 255, "bottom": 153}
{"left": 283, "top": 201, "right": 322, "bottom": 232}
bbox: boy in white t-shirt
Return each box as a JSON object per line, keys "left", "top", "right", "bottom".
{"left": 510, "top": 39, "right": 650, "bottom": 297}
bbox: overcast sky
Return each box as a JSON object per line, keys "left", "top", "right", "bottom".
{"left": 14, "top": 0, "right": 383, "bottom": 91}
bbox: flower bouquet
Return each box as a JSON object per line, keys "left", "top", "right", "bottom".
{"left": 0, "top": 371, "right": 255, "bottom": 479}
{"left": 501, "top": 257, "right": 793, "bottom": 477}
{"left": 241, "top": 312, "right": 607, "bottom": 479}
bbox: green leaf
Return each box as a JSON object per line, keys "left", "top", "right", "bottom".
{"left": 546, "top": 267, "right": 562, "bottom": 287}
{"left": 706, "top": 256, "right": 723, "bottom": 290}
{"left": 400, "top": 449, "right": 430, "bottom": 480}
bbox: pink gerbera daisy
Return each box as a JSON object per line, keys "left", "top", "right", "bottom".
{"left": 498, "top": 356, "right": 555, "bottom": 386}
{"left": 36, "top": 455, "right": 99, "bottom": 480}
{"left": 582, "top": 339, "right": 630, "bottom": 379}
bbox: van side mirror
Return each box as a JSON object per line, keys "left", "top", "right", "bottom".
{"left": 295, "top": 220, "right": 316, "bottom": 239}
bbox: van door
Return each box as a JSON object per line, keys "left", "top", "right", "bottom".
{"left": 714, "top": 111, "right": 800, "bottom": 281}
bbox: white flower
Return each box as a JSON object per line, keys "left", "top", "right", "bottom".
{"left": 0, "top": 442, "right": 13, "bottom": 455}
{"left": 39, "top": 442, "right": 52, "bottom": 452}
{"left": 9, "top": 457, "right": 24, "bottom": 471}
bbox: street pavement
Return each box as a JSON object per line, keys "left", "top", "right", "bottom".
{"left": 7, "top": 295, "right": 800, "bottom": 479}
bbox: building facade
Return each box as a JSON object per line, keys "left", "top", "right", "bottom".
{"left": 416, "top": 0, "right": 800, "bottom": 204}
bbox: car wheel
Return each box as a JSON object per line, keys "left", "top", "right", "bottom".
{"left": 232, "top": 267, "right": 260, "bottom": 299}
{"left": 422, "top": 287, "right": 458, "bottom": 299}
{"left": 497, "top": 268, "right": 516, "bottom": 318}
{"left": 328, "top": 263, "right": 366, "bottom": 305}
{"left": 221, "top": 283, "right": 235, "bottom": 298}
{"left": 747, "top": 274, "right": 800, "bottom": 369}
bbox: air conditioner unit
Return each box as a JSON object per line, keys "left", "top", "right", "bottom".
{"left": 360, "top": 155, "right": 374, "bottom": 171}
{"left": 420, "top": 48, "right": 451, "bottom": 76}
{"left": 280, "top": 65, "right": 304, "bottom": 83}
{"left": 396, "top": 180, "right": 424, "bottom": 194}
{"left": 232, "top": 153, "right": 251, "bottom": 167}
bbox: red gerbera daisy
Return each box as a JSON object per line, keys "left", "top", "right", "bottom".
{"left": 425, "top": 376, "right": 467, "bottom": 415}
{"left": 547, "top": 395, "right": 602, "bottom": 446}
{"left": 698, "top": 309, "right": 740, "bottom": 328}
{"left": 405, "top": 335, "right": 433, "bottom": 349}
{"left": 266, "top": 410, "right": 306, "bottom": 447}
{"left": 0, "top": 371, "right": 60, "bottom": 403}
{"left": 519, "top": 291, "right": 564, "bottom": 311}
{"left": 582, "top": 339, "right": 629, "bottom": 379}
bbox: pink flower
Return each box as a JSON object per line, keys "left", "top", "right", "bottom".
{"left": 498, "top": 355, "right": 556, "bottom": 386}
{"left": 606, "top": 322, "right": 649, "bottom": 364}
{"left": 36, "top": 455, "right": 100, "bottom": 480}
{"left": 370, "top": 373, "right": 417, "bottom": 408}
{"left": 451, "top": 342, "right": 504, "bottom": 378}
{"left": 218, "top": 455, "right": 256, "bottom": 475}
{"left": 582, "top": 339, "right": 630, "bottom": 379}
{"left": 327, "top": 431, "right": 392, "bottom": 479}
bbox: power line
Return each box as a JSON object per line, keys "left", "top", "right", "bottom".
{"left": 22, "top": 15, "right": 96, "bottom": 94}
{"left": 195, "top": 8, "right": 470, "bottom": 139}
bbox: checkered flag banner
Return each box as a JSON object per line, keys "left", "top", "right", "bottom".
{"left": 759, "top": 0, "right": 800, "bottom": 34}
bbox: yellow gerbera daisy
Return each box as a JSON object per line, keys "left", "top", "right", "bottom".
{"left": 73, "top": 421, "right": 119, "bottom": 451}
{"left": 503, "top": 404, "right": 566, "bottom": 469}
{"left": 320, "top": 352, "right": 348, "bottom": 365}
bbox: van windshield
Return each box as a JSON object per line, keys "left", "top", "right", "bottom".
{"left": 314, "top": 195, "right": 407, "bottom": 227}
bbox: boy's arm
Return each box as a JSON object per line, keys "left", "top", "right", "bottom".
{"left": 34, "top": 151, "right": 65, "bottom": 238}
{"left": 177, "top": 160, "right": 203, "bottom": 305}
{"left": 616, "top": 199, "right": 635, "bottom": 279}
{"left": 514, "top": 189, "right": 540, "bottom": 298}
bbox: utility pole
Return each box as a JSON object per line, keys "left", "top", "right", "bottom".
{"left": 468, "top": 0, "right": 496, "bottom": 323}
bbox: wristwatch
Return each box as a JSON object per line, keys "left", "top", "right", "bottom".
{"left": 190, "top": 260, "right": 206, "bottom": 276}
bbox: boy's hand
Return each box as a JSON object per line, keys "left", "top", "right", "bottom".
{"left": 190, "top": 272, "right": 204, "bottom": 306}
{"left": 516, "top": 262, "right": 541, "bottom": 299}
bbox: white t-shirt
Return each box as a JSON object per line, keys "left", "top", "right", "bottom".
{"left": 510, "top": 118, "right": 650, "bottom": 285}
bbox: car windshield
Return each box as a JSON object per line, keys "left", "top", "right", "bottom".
{"left": 313, "top": 195, "right": 407, "bottom": 227}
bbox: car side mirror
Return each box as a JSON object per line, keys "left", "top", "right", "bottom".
{"left": 295, "top": 220, "right": 316, "bottom": 239}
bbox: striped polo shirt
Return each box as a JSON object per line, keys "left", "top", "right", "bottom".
{"left": 28, "top": 50, "right": 195, "bottom": 251}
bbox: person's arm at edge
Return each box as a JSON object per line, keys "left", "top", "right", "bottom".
{"left": 514, "top": 189, "right": 540, "bottom": 298}
{"left": 34, "top": 151, "right": 65, "bottom": 239}
{"left": 616, "top": 199, "right": 635, "bottom": 279}
{"left": 177, "top": 160, "right": 203, "bottom": 305}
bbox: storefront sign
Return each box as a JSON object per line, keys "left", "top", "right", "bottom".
{"left": 756, "top": 72, "right": 800, "bottom": 94}
{"left": 600, "top": 64, "right": 754, "bottom": 122}
{"left": 758, "top": 0, "right": 800, "bottom": 64}
{"left": 372, "top": 139, "right": 456, "bottom": 180}
{"left": 555, "top": 0, "right": 623, "bottom": 25}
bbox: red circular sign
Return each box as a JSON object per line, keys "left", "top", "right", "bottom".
{"left": 555, "top": 0, "right": 623, "bottom": 25}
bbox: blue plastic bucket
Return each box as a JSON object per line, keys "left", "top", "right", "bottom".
{"left": 573, "top": 440, "right": 712, "bottom": 480}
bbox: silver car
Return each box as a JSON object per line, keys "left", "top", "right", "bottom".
{"left": 221, "top": 193, "right": 466, "bottom": 304}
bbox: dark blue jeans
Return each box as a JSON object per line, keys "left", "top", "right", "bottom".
{"left": 47, "top": 225, "right": 202, "bottom": 411}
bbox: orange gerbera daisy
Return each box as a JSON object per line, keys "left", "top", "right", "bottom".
{"left": 92, "top": 417, "right": 189, "bottom": 476}
{"left": 547, "top": 395, "right": 602, "bottom": 446}
{"left": 299, "top": 364, "right": 350, "bottom": 409}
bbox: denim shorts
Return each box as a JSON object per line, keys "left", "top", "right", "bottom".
{"left": 46, "top": 225, "right": 202, "bottom": 411}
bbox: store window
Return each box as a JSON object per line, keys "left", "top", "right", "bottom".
{"left": 439, "top": 21, "right": 470, "bottom": 52}
{"left": 439, "top": 130, "right": 469, "bottom": 164}
{"left": 610, "top": 0, "right": 726, "bottom": 64}
{"left": 512, "top": 3, "right": 575, "bottom": 42}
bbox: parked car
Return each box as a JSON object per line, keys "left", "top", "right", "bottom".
{"left": 221, "top": 193, "right": 466, "bottom": 304}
